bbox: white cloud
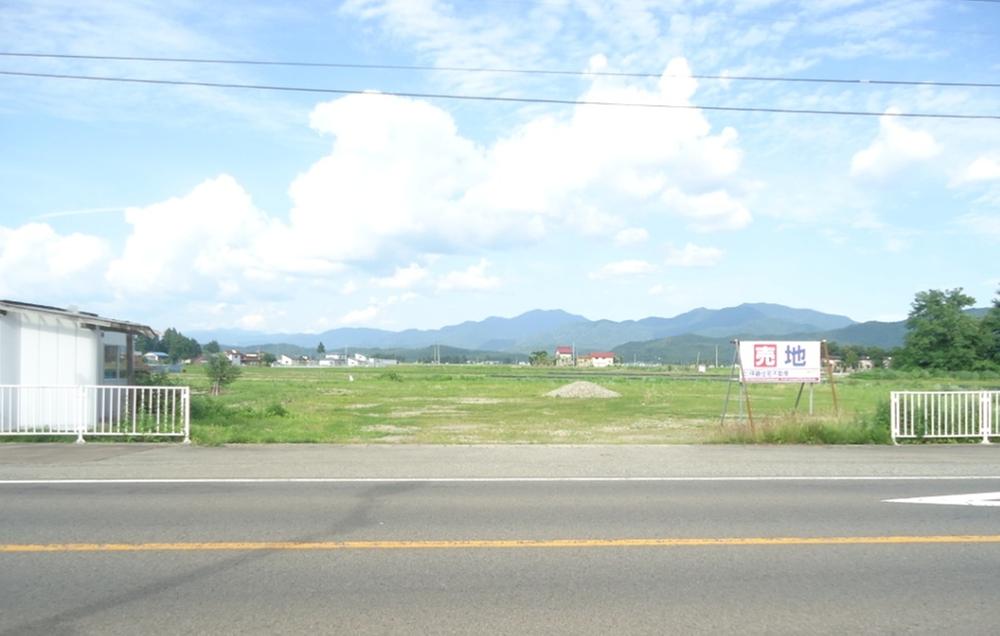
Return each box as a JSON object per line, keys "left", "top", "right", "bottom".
{"left": 238, "top": 314, "right": 266, "bottom": 330}
{"left": 436, "top": 259, "right": 501, "bottom": 291}
{"left": 614, "top": 227, "right": 650, "bottom": 246}
{"left": 372, "top": 263, "right": 429, "bottom": 289}
{"left": 662, "top": 189, "right": 751, "bottom": 232}
{"left": 0, "top": 223, "right": 110, "bottom": 299}
{"left": 850, "top": 109, "right": 940, "bottom": 180}
{"left": 589, "top": 260, "right": 657, "bottom": 280}
{"left": 952, "top": 157, "right": 1000, "bottom": 186}
{"left": 340, "top": 305, "right": 380, "bottom": 325}
{"left": 648, "top": 284, "right": 666, "bottom": 296}
{"left": 665, "top": 243, "right": 725, "bottom": 267}
{"left": 340, "top": 281, "right": 359, "bottom": 295}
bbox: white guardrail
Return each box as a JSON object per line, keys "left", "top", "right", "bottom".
{"left": 891, "top": 390, "right": 999, "bottom": 445}
{"left": 0, "top": 385, "right": 190, "bottom": 443}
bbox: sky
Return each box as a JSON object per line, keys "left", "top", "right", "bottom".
{"left": 1, "top": 0, "right": 998, "bottom": 335}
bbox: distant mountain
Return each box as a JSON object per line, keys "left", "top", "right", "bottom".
{"left": 811, "top": 321, "right": 908, "bottom": 349}
{"left": 613, "top": 335, "right": 737, "bottom": 366}
{"left": 189, "top": 304, "right": 860, "bottom": 354}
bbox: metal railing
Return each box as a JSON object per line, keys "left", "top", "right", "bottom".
{"left": 0, "top": 385, "right": 190, "bottom": 443}
{"left": 891, "top": 390, "right": 999, "bottom": 445}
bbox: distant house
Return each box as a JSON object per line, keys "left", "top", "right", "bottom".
{"left": 579, "top": 352, "right": 615, "bottom": 368}
{"left": 555, "top": 346, "right": 574, "bottom": 367}
{"left": 242, "top": 352, "right": 262, "bottom": 367}
{"left": 143, "top": 351, "right": 170, "bottom": 365}
{"left": 276, "top": 354, "right": 296, "bottom": 367}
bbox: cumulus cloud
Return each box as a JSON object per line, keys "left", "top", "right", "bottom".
{"left": 372, "top": 263, "right": 429, "bottom": 289}
{"left": 105, "top": 174, "right": 348, "bottom": 301}
{"left": 665, "top": 243, "right": 725, "bottom": 267}
{"left": 0, "top": 223, "right": 110, "bottom": 298}
{"left": 436, "top": 259, "right": 501, "bottom": 291}
{"left": 589, "top": 260, "right": 657, "bottom": 280}
{"left": 83, "top": 57, "right": 750, "bottom": 312}
{"left": 952, "top": 157, "right": 1000, "bottom": 186}
{"left": 614, "top": 227, "right": 650, "bottom": 246}
{"left": 850, "top": 109, "right": 940, "bottom": 180}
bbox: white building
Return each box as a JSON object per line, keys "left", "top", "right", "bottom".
{"left": 0, "top": 300, "right": 154, "bottom": 386}
{"left": 578, "top": 352, "right": 616, "bottom": 368}
{"left": 0, "top": 300, "right": 157, "bottom": 435}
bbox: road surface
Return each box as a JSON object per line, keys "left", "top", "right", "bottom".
{"left": 1, "top": 444, "right": 998, "bottom": 634}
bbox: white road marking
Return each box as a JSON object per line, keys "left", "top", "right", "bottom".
{"left": 1, "top": 476, "right": 1000, "bottom": 485}
{"left": 885, "top": 491, "right": 1000, "bottom": 507}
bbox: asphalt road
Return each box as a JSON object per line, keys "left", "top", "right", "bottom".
{"left": 2, "top": 470, "right": 1000, "bottom": 634}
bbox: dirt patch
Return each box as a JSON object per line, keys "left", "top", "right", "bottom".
{"left": 545, "top": 381, "right": 621, "bottom": 399}
{"left": 387, "top": 406, "right": 462, "bottom": 418}
{"left": 453, "top": 397, "right": 504, "bottom": 405}
{"left": 363, "top": 424, "right": 412, "bottom": 434}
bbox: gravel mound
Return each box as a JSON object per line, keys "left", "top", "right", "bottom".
{"left": 545, "top": 381, "right": 621, "bottom": 399}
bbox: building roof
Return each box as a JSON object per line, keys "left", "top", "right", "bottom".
{"left": 0, "top": 299, "right": 156, "bottom": 338}
{"left": 555, "top": 346, "right": 573, "bottom": 355}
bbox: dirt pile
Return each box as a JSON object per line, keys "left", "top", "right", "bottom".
{"left": 545, "top": 381, "right": 621, "bottom": 399}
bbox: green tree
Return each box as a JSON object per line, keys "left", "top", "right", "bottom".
{"left": 206, "top": 353, "right": 242, "bottom": 395}
{"left": 980, "top": 287, "right": 1000, "bottom": 367}
{"left": 203, "top": 340, "right": 221, "bottom": 354}
{"left": 135, "top": 333, "right": 162, "bottom": 353}
{"left": 261, "top": 352, "right": 277, "bottom": 365}
{"left": 317, "top": 342, "right": 326, "bottom": 355}
{"left": 896, "top": 288, "right": 985, "bottom": 370}
{"left": 160, "top": 328, "right": 202, "bottom": 363}
{"left": 529, "top": 351, "right": 550, "bottom": 366}
{"left": 844, "top": 349, "right": 860, "bottom": 370}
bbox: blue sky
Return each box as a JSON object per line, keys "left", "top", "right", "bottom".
{"left": 1, "top": 0, "right": 998, "bottom": 334}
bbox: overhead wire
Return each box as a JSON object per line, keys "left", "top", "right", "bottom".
{"left": 1, "top": 51, "right": 997, "bottom": 89}
{"left": 1, "top": 69, "right": 996, "bottom": 120}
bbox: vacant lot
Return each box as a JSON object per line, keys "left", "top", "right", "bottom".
{"left": 183, "top": 365, "right": 999, "bottom": 445}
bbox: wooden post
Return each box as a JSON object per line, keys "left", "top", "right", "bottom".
{"left": 720, "top": 341, "right": 740, "bottom": 427}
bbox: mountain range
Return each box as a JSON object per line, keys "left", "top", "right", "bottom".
{"left": 189, "top": 302, "right": 916, "bottom": 356}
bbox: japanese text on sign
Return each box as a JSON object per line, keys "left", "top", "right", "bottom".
{"left": 739, "top": 341, "right": 822, "bottom": 384}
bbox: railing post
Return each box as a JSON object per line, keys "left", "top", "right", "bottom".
{"left": 982, "top": 392, "right": 993, "bottom": 445}
{"left": 76, "top": 386, "right": 86, "bottom": 444}
{"left": 183, "top": 387, "right": 191, "bottom": 444}
{"left": 890, "top": 392, "right": 899, "bottom": 445}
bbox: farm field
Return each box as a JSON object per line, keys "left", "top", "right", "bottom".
{"left": 183, "top": 365, "right": 1000, "bottom": 445}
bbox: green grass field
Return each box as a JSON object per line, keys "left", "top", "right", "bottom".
{"left": 183, "top": 365, "right": 1000, "bottom": 445}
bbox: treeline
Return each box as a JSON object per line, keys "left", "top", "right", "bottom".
{"left": 883, "top": 288, "right": 1000, "bottom": 372}
{"left": 824, "top": 342, "right": 891, "bottom": 368}
{"left": 135, "top": 328, "right": 213, "bottom": 362}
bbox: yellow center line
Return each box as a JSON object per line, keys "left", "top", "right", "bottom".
{"left": 3, "top": 535, "right": 1000, "bottom": 553}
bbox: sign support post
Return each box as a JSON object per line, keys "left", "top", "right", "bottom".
{"left": 720, "top": 340, "right": 755, "bottom": 435}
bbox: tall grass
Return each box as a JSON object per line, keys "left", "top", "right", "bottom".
{"left": 714, "top": 400, "right": 892, "bottom": 445}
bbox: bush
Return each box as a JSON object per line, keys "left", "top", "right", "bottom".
{"left": 264, "top": 402, "right": 289, "bottom": 417}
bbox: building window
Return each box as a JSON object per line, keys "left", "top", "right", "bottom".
{"left": 103, "top": 344, "right": 125, "bottom": 380}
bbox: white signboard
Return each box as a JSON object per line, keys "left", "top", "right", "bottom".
{"left": 738, "top": 340, "right": 822, "bottom": 384}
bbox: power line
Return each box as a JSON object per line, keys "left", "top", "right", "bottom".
{"left": 1, "top": 70, "right": 996, "bottom": 120}
{"left": 1, "top": 52, "right": 997, "bottom": 89}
